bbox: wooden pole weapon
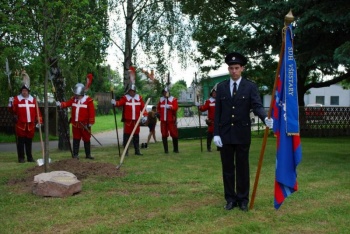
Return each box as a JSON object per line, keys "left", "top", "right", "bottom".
{"left": 116, "top": 98, "right": 151, "bottom": 170}
{"left": 197, "top": 95, "right": 203, "bottom": 152}
{"left": 194, "top": 73, "right": 203, "bottom": 152}
{"left": 109, "top": 68, "right": 121, "bottom": 157}
{"left": 35, "top": 99, "right": 49, "bottom": 166}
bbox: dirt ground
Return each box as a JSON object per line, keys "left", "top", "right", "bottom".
{"left": 7, "top": 159, "right": 125, "bottom": 192}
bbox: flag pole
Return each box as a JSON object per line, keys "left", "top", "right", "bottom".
{"left": 249, "top": 10, "right": 295, "bottom": 210}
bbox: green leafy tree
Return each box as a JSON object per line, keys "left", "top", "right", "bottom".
{"left": 180, "top": 0, "right": 350, "bottom": 106}
{"left": 170, "top": 79, "right": 187, "bottom": 98}
{"left": 109, "top": 0, "right": 194, "bottom": 89}
{"left": 1, "top": 0, "right": 109, "bottom": 152}
{"left": 1, "top": 0, "right": 109, "bottom": 99}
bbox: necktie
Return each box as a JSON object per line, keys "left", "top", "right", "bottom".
{"left": 232, "top": 82, "right": 237, "bottom": 97}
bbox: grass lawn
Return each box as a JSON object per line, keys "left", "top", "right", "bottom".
{"left": 0, "top": 136, "right": 349, "bottom": 233}
{"left": 0, "top": 114, "right": 123, "bottom": 143}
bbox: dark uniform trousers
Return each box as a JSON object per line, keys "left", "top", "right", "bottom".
{"left": 220, "top": 143, "right": 250, "bottom": 205}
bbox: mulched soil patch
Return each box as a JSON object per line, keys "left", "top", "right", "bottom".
{"left": 7, "top": 159, "right": 125, "bottom": 193}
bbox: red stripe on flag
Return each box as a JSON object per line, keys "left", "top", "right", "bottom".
{"left": 293, "top": 181, "right": 298, "bottom": 191}
{"left": 292, "top": 135, "right": 300, "bottom": 151}
{"left": 275, "top": 131, "right": 281, "bottom": 150}
{"left": 274, "top": 180, "right": 285, "bottom": 204}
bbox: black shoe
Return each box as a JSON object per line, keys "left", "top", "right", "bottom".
{"left": 18, "top": 159, "right": 25, "bottom": 163}
{"left": 145, "top": 143, "right": 148, "bottom": 148}
{"left": 86, "top": 155, "right": 94, "bottom": 160}
{"left": 73, "top": 155, "right": 79, "bottom": 159}
{"left": 141, "top": 143, "right": 145, "bottom": 149}
{"left": 173, "top": 150, "right": 179, "bottom": 153}
{"left": 239, "top": 203, "right": 248, "bottom": 212}
{"left": 207, "top": 149, "right": 212, "bottom": 152}
{"left": 27, "top": 158, "right": 36, "bottom": 162}
{"left": 224, "top": 202, "right": 237, "bottom": 210}
{"left": 135, "top": 149, "right": 143, "bottom": 156}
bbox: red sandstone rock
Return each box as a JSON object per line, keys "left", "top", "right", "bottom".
{"left": 32, "top": 171, "right": 82, "bottom": 197}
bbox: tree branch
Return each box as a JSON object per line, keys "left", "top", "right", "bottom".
{"left": 305, "top": 72, "right": 350, "bottom": 90}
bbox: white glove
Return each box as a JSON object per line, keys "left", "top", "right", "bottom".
{"left": 88, "top": 124, "right": 93, "bottom": 127}
{"left": 56, "top": 101, "right": 61, "bottom": 107}
{"left": 165, "top": 104, "right": 171, "bottom": 109}
{"left": 265, "top": 117, "right": 273, "bottom": 129}
{"left": 111, "top": 99, "right": 116, "bottom": 105}
{"left": 36, "top": 123, "right": 41, "bottom": 128}
{"left": 213, "top": 135, "right": 223, "bottom": 147}
{"left": 7, "top": 97, "right": 13, "bottom": 107}
{"left": 195, "top": 102, "right": 200, "bottom": 107}
{"left": 8, "top": 97, "right": 13, "bottom": 107}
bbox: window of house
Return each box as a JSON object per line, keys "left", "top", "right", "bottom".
{"left": 330, "top": 96, "right": 339, "bottom": 105}
{"left": 315, "top": 96, "right": 325, "bottom": 105}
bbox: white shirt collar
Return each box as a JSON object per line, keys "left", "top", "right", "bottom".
{"left": 126, "top": 94, "right": 140, "bottom": 101}
{"left": 230, "top": 77, "right": 242, "bottom": 89}
{"left": 18, "top": 94, "right": 34, "bottom": 102}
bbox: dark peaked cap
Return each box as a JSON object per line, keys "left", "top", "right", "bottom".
{"left": 225, "top": 52, "right": 248, "bottom": 66}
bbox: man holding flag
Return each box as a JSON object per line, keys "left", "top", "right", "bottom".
{"left": 272, "top": 18, "right": 302, "bottom": 209}
{"left": 213, "top": 52, "right": 274, "bottom": 211}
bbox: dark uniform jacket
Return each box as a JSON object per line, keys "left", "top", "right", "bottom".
{"left": 213, "top": 78, "right": 267, "bottom": 144}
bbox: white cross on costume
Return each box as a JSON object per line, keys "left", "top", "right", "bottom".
{"left": 126, "top": 98, "right": 141, "bottom": 120}
{"left": 18, "top": 99, "right": 35, "bottom": 122}
{"left": 72, "top": 100, "right": 87, "bottom": 121}
{"left": 161, "top": 96, "right": 171, "bottom": 121}
{"left": 160, "top": 102, "right": 168, "bottom": 121}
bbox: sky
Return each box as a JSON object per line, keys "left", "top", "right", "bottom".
{"left": 106, "top": 6, "right": 229, "bottom": 87}
{"left": 106, "top": 47, "right": 228, "bottom": 87}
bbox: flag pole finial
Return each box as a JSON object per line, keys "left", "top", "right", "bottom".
{"left": 284, "top": 10, "right": 294, "bottom": 25}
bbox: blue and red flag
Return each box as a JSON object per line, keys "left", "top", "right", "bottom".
{"left": 272, "top": 24, "right": 302, "bottom": 209}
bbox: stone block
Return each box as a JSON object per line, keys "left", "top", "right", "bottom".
{"left": 32, "top": 171, "right": 82, "bottom": 197}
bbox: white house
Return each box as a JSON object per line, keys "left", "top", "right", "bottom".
{"left": 304, "top": 84, "right": 350, "bottom": 106}
{"left": 263, "top": 84, "right": 350, "bottom": 107}
{"left": 178, "top": 86, "right": 196, "bottom": 103}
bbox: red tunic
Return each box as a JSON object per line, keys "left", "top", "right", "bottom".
{"left": 115, "top": 94, "right": 146, "bottom": 134}
{"left": 199, "top": 97, "right": 216, "bottom": 133}
{"left": 157, "top": 96, "right": 179, "bottom": 138}
{"left": 9, "top": 94, "right": 42, "bottom": 138}
{"left": 157, "top": 96, "right": 178, "bottom": 122}
{"left": 61, "top": 95, "right": 95, "bottom": 141}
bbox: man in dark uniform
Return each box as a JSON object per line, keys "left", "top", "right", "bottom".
{"left": 213, "top": 52, "right": 273, "bottom": 211}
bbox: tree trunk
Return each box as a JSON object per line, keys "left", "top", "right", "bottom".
{"left": 123, "top": 0, "right": 134, "bottom": 90}
{"left": 50, "top": 58, "right": 70, "bottom": 151}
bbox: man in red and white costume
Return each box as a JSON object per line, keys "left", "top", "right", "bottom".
{"left": 57, "top": 83, "right": 95, "bottom": 159}
{"left": 157, "top": 87, "right": 179, "bottom": 154}
{"left": 197, "top": 84, "right": 217, "bottom": 152}
{"left": 111, "top": 84, "right": 146, "bottom": 155}
{"left": 8, "top": 84, "right": 43, "bottom": 163}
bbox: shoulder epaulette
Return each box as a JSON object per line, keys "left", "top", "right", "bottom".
{"left": 217, "top": 79, "right": 228, "bottom": 87}
{"left": 244, "top": 77, "right": 256, "bottom": 84}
